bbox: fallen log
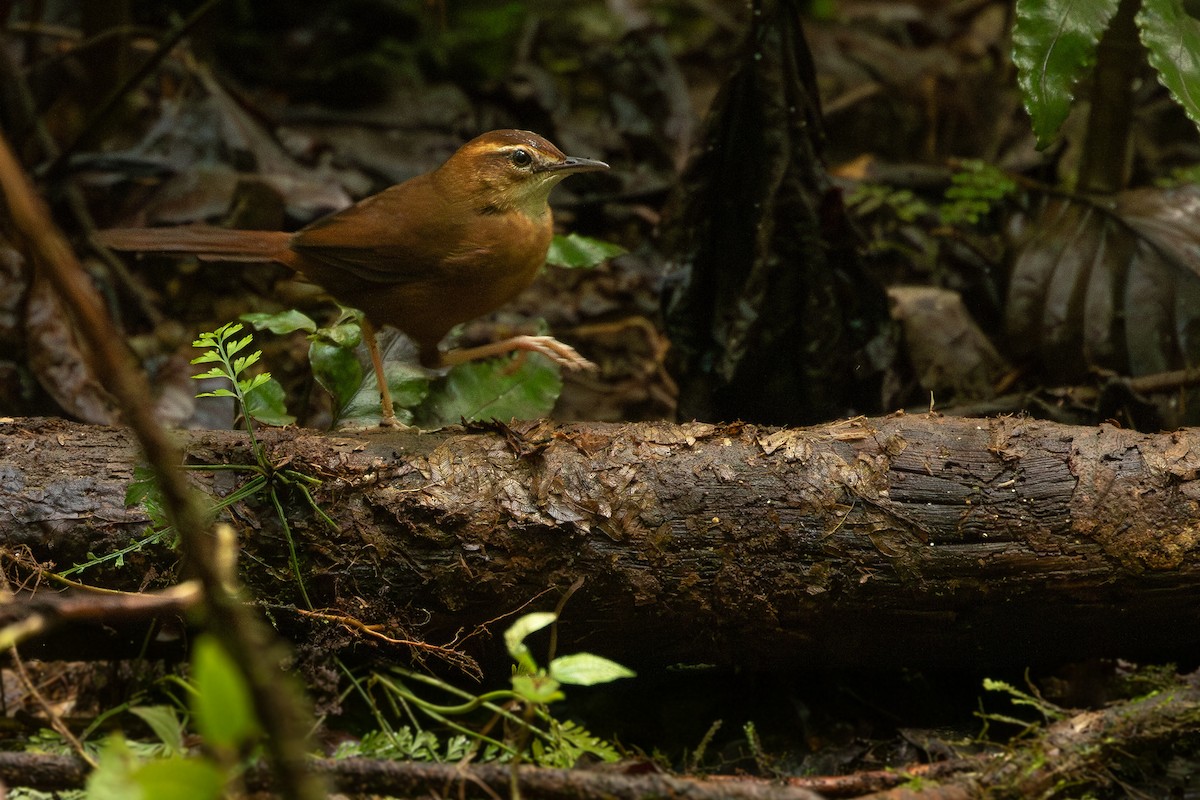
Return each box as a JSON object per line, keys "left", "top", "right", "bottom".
{"left": 3, "top": 413, "right": 1200, "bottom": 671}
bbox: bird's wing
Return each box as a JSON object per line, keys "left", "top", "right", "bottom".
{"left": 290, "top": 178, "right": 467, "bottom": 285}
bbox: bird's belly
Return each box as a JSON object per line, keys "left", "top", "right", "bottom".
{"left": 331, "top": 229, "right": 549, "bottom": 349}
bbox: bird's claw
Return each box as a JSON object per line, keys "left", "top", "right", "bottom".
{"left": 511, "top": 335, "right": 596, "bottom": 371}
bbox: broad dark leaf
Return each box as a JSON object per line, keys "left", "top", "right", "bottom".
{"left": 243, "top": 376, "right": 296, "bottom": 426}
{"left": 1006, "top": 185, "right": 1200, "bottom": 383}
{"left": 660, "top": 0, "right": 891, "bottom": 425}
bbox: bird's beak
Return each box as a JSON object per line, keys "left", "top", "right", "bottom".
{"left": 541, "top": 156, "right": 610, "bottom": 174}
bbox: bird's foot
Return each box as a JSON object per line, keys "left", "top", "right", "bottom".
{"left": 444, "top": 334, "right": 597, "bottom": 372}
{"left": 377, "top": 412, "right": 421, "bottom": 432}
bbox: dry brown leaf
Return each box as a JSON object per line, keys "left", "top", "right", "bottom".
{"left": 24, "top": 270, "right": 119, "bottom": 424}
{"left": 889, "top": 285, "right": 1010, "bottom": 401}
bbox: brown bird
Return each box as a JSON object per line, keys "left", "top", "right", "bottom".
{"left": 96, "top": 129, "right": 609, "bottom": 425}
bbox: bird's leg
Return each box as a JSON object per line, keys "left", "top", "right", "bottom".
{"left": 441, "top": 335, "right": 597, "bottom": 372}
{"left": 362, "top": 318, "right": 403, "bottom": 427}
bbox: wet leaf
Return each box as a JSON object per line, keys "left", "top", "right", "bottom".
{"left": 1005, "top": 186, "right": 1200, "bottom": 383}
{"left": 888, "top": 286, "right": 1010, "bottom": 400}
{"left": 1138, "top": 0, "right": 1200, "bottom": 131}
{"left": 337, "top": 360, "right": 428, "bottom": 428}
{"left": 414, "top": 354, "right": 562, "bottom": 427}
{"left": 1012, "top": 0, "right": 1120, "bottom": 147}
{"left": 309, "top": 338, "right": 363, "bottom": 416}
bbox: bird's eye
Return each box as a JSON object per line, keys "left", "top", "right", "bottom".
{"left": 510, "top": 149, "right": 532, "bottom": 167}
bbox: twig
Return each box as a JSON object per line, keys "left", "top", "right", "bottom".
{"left": 41, "top": 0, "right": 225, "bottom": 179}
{"left": 290, "top": 607, "right": 480, "bottom": 676}
{"left": 0, "top": 570, "right": 95, "bottom": 767}
{"left": 0, "top": 30, "right": 162, "bottom": 325}
{"left": 0, "top": 581, "right": 202, "bottom": 651}
{"left": 7, "top": 647, "right": 97, "bottom": 768}
{"left": 0, "top": 131, "right": 324, "bottom": 799}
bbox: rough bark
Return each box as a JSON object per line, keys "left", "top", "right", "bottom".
{"left": 4, "top": 413, "right": 1200, "bottom": 672}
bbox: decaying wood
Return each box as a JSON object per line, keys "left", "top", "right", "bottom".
{"left": 3, "top": 413, "right": 1200, "bottom": 671}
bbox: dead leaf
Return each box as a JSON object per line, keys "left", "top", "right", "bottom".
{"left": 1006, "top": 186, "right": 1200, "bottom": 381}
{"left": 889, "top": 285, "right": 1011, "bottom": 401}
{"left": 25, "top": 270, "right": 119, "bottom": 425}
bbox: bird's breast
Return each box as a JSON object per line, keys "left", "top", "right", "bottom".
{"left": 442, "top": 210, "right": 553, "bottom": 301}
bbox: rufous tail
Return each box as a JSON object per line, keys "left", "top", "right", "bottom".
{"left": 95, "top": 225, "right": 293, "bottom": 264}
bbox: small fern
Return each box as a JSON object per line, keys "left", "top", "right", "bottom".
{"left": 940, "top": 159, "right": 1018, "bottom": 226}
{"left": 191, "top": 322, "right": 294, "bottom": 436}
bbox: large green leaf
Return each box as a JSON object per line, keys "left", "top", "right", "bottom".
{"left": 128, "top": 706, "right": 185, "bottom": 756}
{"left": 546, "top": 233, "right": 625, "bottom": 269}
{"left": 548, "top": 652, "right": 635, "bottom": 686}
{"left": 1012, "top": 0, "right": 1120, "bottom": 146}
{"left": 1138, "top": 0, "right": 1200, "bottom": 130}
{"left": 243, "top": 376, "right": 296, "bottom": 426}
{"left": 309, "top": 338, "right": 363, "bottom": 415}
{"left": 414, "top": 354, "right": 562, "bottom": 427}
{"left": 86, "top": 736, "right": 140, "bottom": 800}
{"left": 133, "top": 758, "right": 225, "bottom": 800}
{"left": 338, "top": 361, "right": 429, "bottom": 427}
{"left": 190, "top": 635, "right": 259, "bottom": 752}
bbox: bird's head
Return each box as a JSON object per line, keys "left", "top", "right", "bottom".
{"left": 441, "top": 130, "right": 608, "bottom": 218}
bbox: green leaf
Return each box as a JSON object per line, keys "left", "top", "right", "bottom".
{"left": 85, "top": 735, "right": 140, "bottom": 800}
{"left": 318, "top": 317, "right": 364, "bottom": 349}
{"left": 338, "top": 360, "right": 428, "bottom": 428}
{"left": 195, "top": 388, "right": 237, "bottom": 399}
{"left": 310, "top": 339, "right": 364, "bottom": 415}
{"left": 1138, "top": 0, "right": 1200, "bottom": 130}
{"left": 511, "top": 673, "right": 564, "bottom": 705}
{"left": 546, "top": 233, "right": 625, "bottom": 269}
{"left": 243, "top": 376, "right": 295, "bottom": 426}
{"left": 241, "top": 309, "right": 318, "bottom": 335}
{"left": 241, "top": 372, "right": 273, "bottom": 394}
{"left": 133, "top": 757, "right": 225, "bottom": 800}
{"left": 1012, "top": 0, "right": 1120, "bottom": 147}
{"left": 504, "top": 612, "right": 556, "bottom": 672}
{"left": 414, "top": 354, "right": 562, "bottom": 427}
{"left": 128, "top": 706, "right": 185, "bottom": 756}
{"left": 548, "top": 652, "right": 636, "bottom": 686}
{"left": 232, "top": 351, "right": 261, "bottom": 375}
{"left": 214, "top": 322, "right": 243, "bottom": 341}
{"left": 124, "top": 464, "right": 167, "bottom": 529}
{"left": 189, "top": 351, "right": 223, "bottom": 365}
{"left": 226, "top": 335, "right": 254, "bottom": 358}
{"left": 190, "top": 635, "right": 259, "bottom": 752}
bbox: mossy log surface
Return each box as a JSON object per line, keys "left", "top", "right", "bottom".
{"left": 3, "top": 414, "right": 1199, "bottom": 671}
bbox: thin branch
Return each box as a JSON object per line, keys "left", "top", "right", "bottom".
{"left": 41, "top": 0, "right": 225, "bottom": 179}
{"left": 7, "top": 648, "right": 96, "bottom": 768}
{"left": 0, "top": 131, "right": 324, "bottom": 800}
